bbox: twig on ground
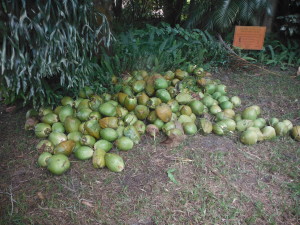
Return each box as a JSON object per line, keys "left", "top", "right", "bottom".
{"left": 206, "top": 163, "right": 255, "bottom": 202}
{"left": 236, "top": 148, "right": 262, "bottom": 161}
{"left": 0, "top": 184, "right": 16, "bottom": 216}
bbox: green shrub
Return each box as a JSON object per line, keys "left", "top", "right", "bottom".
{"left": 236, "top": 38, "right": 300, "bottom": 70}
{"left": 98, "top": 23, "right": 229, "bottom": 76}
{"left": 0, "top": 0, "right": 113, "bottom": 108}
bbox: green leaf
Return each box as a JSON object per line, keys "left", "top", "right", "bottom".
{"left": 167, "top": 168, "right": 179, "bottom": 184}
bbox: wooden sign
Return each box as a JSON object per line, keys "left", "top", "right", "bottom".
{"left": 233, "top": 26, "right": 266, "bottom": 50}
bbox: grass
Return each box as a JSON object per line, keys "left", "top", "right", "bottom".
{"left": 0, "top": 68, "right": 300, "bottom": 224}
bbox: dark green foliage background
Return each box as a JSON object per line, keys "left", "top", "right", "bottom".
{"left": 0, "top": 0, "right": 112, "bottom": 108}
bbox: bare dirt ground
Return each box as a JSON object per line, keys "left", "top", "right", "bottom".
{"left": 0, "top": 68, "right": 299, "bottom": 224}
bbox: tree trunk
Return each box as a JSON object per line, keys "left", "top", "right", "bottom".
{"left": 262, "top": 0, "right": 279, "bottom": 33}
{"left": 113, "top": 0, "right": 122, "bottom": 20}
{"left": 163, "top": 0, "right": 186, "bottom": 26}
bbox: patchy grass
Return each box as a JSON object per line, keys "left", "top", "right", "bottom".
{"left": 0, "top": 69, "right": 300, "bottom": 224}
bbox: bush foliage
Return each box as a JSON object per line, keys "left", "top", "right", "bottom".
{"left": 0, "top": 0, "right": 113, "bottom": 108}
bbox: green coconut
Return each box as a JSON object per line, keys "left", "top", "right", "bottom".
{"left": 164, "top": 70, "right": 175, "bottom": 80}
{"left": 274, "top": 122, "right": 288, "bottom": 136}
{"left": 166, "top": 128, "right": 184, "bottom": 137}
{"left": 73, "top": 98, "right": 84, "bottom": 109}
{"left": 47, "top": 154, "right": 70, "bottom": 175}
{"left": 123, "top": 125, "right": 141, "bottom": 144}
{"left": 133, "top": 120, "right": 146, "bottom": 135}
{"left": 253, "top": 118, "right": 266, "bottom": 129}
{"left": 175, "top": 69, "right": 189, "bottom": 80}
{"left": 156, "top": 89, "right": 171, "bottom": 103}
{"left": 92, "top": 149, "right": 106, "bottom": 169}
{"left": 189, "top": 100, "right": 204, "bottom": 116}
{"left": 77, "top": 99, "right": 90, "bottom": 110}
{"left": 116, "top": 126, "right": 125, "bottom": 138}
{"left": 180, "top": 105, "right": 192, "bottom": 116}
{"left": 220, "top": 101, "right": 234, "bottom": 110}
{"left": 215, "top": 112, "right": 230, "bottom": 122}
{"left": 236, "top": 120, "right": 254, "bottom": 132}
{"left": 100, "top": 128, "right": 118, "bottom": 142}
{"left": 36, "top": 140, "right": 54, "bottom": 154}
{"left": 74, "top": 146, "right": 94, "bottom": 160}
{"left": 223, "top": 109, "right": 235, "bottom": 119}
{"left": 282, "top": 120, "right": 293, "bottom": 131}
{"left": 147, "top": 97, "right": 162, "bottom": 109}
{"left": 124, "top": 113, "right": 138, "bottom": 126}
{"left": 242, "top": 107, "right": 257, "bottom": 120}
{"left": 76, "top": 108, "right": 93, "bottom": 121}
{"left": 291, "top": 126, "right": 300, "bottom": 141}
{"left": 35, "top": 123, "right": 52, "bottom": 138}
{"left": 39, "top": 107, "right": 53, "bottom": 117}
{"left": 85, "top": 119, "right": 101, "bottom": 139}
{"left": 269, "top": 117, "right": 279, "bottom": 126}
{"left": 223, "top": 119, "right": 236, "bottom": 131}
{"left": 204, "top": 84, "right": 216, "bottom": 94}
{"left": 134, "top": 105, "right": 150, "bottom": 120}
{"left": 61, "top": 96, "right": 74, "bottom": 106}
{"left": 89, "top": 111, "right": 101, "bottom": 120}
{"left": 216, "top": 84, "right": 227, "bottom": 95}
{"left": 79, "top": 122, "right": 88, "bottom": 135}
{"left": 178, "top": 115, "right": 193, "bottom": 124}
{"left": 99, "top": 117, "right": 118, "bottom": 129}
{"left": 156, "top": 104, "right": 172, "bottom": 122}
{"left": 67, "top": 131, "right": 83, "bottom": 143}
{"left": 240, "top": 130, "right": 258, "bottom": 145}
{"left": 213, "top": 121, "right": 228, "bottom": 136}
{"left": 115, "top": 106, "right": 127, "bottom": 119}
{"left": 154, "top": 78, "right": 168, "bottom": 90}
{"left": 99, "top": 102, "right": 116, "bottom": 117}
{"left": 167, "top": 86, "right": 177, "bottom": 98}
{"left": 230, "top": 96, "right": 241, "bottom": 107}
{"left": 167, "top": 99, "right": 180, "bottom": 113}
{"left": 116, "top": 136, "right": 134, "bottom": 151}
{"left": 38, "top": 152, "right": 52, "bottom": 167}
{"left": 248, "top": 105, "right": 261, "bottom": 116}
{"left": 132, "top": 80, "right": 146, "bottom": 93}
{"left": 64, "top": 116, "right": 81, "bottom": 133}
{"left": 105, "top": 153, "right": 125, "bottom": 172}
{"left": 94, "top": 139, "right": 113, "bottom": 152}
{"left": 41, "top": 113, "right": 59, "bottom": 125}
{"left": 210, "top": 105, "right": 222, "bottom": 115}
{"left": 89, "top": 95, "right": 103, "bottom": 111}
{"left": 154, "top": 119, "right": 164, "bottom": 129}
{"left": 162, "top": 121, "right": 176, "bottom": 134}
{"left": 102, "top": 93, "right": 112, "bottom": 102}
{"left": 124, "top": 96, "right": 137, "bottom": 112}
{"left": 80, "top": 135, "right": 96, "bottom": 147}
{"left": 247, "top": 127, "right": 264, "bottom": 141}
{"left": 217, "top": 95, "right": 229, "bottom": 104}
{"left": 183, "top": 122, "right": 197, "bottom": 135}
{"left": 137, "top": 92, "right": 149, "bottom": 106}
{"left": 198, "top": 118, "right": 213, "bottom": 135}
{"left": 212, "top": 92, "right": 222, "bottom": 100}
{"left": 58, "top": 105, "right": 74, "bottom": 123}
{"left": 54, "top": 140, "right": 75, "bottom": 156}
{"left": 48, "top": 131, "right": 67, "bottom": 146}
{"left": 147, "top": 111, "right": 158, "bottom": 123}
{"left": 52, "top": 122, "right": 65, "bottom": 133}
{"left": 261, "top": 126, "right": 276, "bottom": 140}
{"left": 202, "top": 96, "right": 214, "bottom": 107}
{"left": 175, "top": 93, "right": 193, "bottom": 105}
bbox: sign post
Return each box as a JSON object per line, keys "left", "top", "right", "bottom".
{"left": 233, "top": 26, "right": 266, "bottom": 50}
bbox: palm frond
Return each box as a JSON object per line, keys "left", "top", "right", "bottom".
{"left": 212, "top": 0, "right": 239, "bottom": 32}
